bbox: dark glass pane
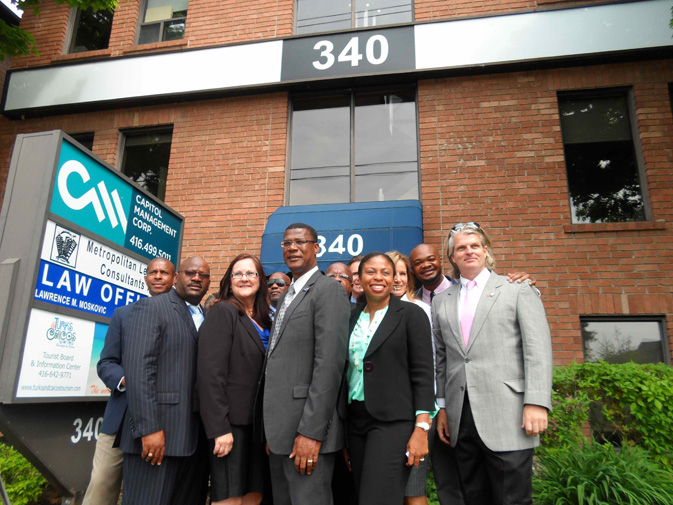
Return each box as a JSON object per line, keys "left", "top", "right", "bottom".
{"left": 121, "top": 132, "right": 172, "bottom": 201}
{"left": 354, "top": 172, "right": 418, "bottom": 202}
{"left": 354, "top": 0, "right": 412, "bottom": 28}
{"left": 291, "top": 96, "right": 350, "bottom": 171}
{"left": 163, "top": 19, "right": 185, "bottom": 41}
{"left": 139, "top": 23, "right": 161, "bottom": 44}
{"left": 582, "top": 321, "right": 665, "bottom": 364}
{"left": 354, "top": 91, "right": 417, "bottom": 167}
{"left": 70, "top": 8, "right": 113, "bottom": 53}
{"left": 69, "top": 133, "right": 94, "bottom": 151}
{"left": 565, "top": 141, "right": 645, "bottom": 223}
{"left": 560, "top": 95, "right": 632, "bottom": 144}
{"left": 296, "top": 0, "right": 351, "bottom": 34}
{"left": 290, "top": 177, "right": 350, "bottom": 205}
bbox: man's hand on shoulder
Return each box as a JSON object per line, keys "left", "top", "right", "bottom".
{"left": 522, "top": 404, "right": 548, "bottom": 436}
{"left": 290, "top": 434, "right": 322, "bottom": 475}
{"left": 507, "top": 271, "right": 535, "bottom": 286}
{"left": 141, "top": 430, "right": 165, "bottom": 466}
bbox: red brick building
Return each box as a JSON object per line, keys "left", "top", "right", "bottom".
{"left": 1, "top": 0, "right": 671, "bottom": 366}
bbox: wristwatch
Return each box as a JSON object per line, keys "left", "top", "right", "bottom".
{"left": 415, "top": 422, "right": 431, "bottom": 432}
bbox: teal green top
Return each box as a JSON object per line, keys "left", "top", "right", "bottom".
{"left": 347, "top": 306, "right": 436, "bottom": 418}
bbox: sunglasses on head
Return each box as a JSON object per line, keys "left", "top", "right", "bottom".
{"left": 451, "top": 222, "right": 481, "bottom": 232}
{"left": 268, "top": 279, "right": 288, "bottom": 287}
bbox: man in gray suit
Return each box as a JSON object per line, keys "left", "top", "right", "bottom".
{"left": 263, "top": 223, "right": 350, "bottom": 505}
{"left": 433, "top": 223, "right": 552, "bottom": 505}
{"left": 121, "top": 256, "right": 211, "bottom": 505}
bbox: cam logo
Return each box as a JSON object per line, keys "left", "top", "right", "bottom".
{"left": 50, "top": 225, "right": 80, "bottom": 267}
{"left": 58, "top": 160, "right": 128, "bottom": 233}
{"left": 46, "top": 316, "right": 76, "bottom": 348}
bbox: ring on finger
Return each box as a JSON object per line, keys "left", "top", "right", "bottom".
{"left": 147, "top": 452, "right": 153, "bottom": 458}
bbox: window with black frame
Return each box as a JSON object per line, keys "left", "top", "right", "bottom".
{"left": 68, "top": 7, "right": 114, "bottom": 53}
{"left": 137, "top": 0, "right": 188, "bottom": 44}
{"left": 581, "top": 318, "right": 667, "bottom": 365}
{"left": 120, "top": 129, "right": 173, "bottom": 201}
{"left": 289, "top": 89, "right": 419, "bottom": 206}
{"left": 295, "top": 0, "right": 412, "bottom": 34}
{"left": 558, "top": 90, "right": 648, "bottom": 224}
{"left": 69, "top": 132, "right": 95, "bottom": 151}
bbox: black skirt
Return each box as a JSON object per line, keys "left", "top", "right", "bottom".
{"left": 208, "top": 424, "right": 266, "bottom": 500}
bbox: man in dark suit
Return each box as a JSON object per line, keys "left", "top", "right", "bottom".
{"left": 262, "top": 223, "right": 350, "bottom": 505}
{"left": 121, "top": 256, "right": 211, "bottom": 505}
{"left": 82, "top": 257, "right": 176, "bottom": 505}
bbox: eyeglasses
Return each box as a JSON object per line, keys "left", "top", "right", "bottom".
{"left": 268, "top": 279, "right": 288, "bottom": 287}
{"left": 232, "top": 271, "right": 260, "bottom": 279}
{"left": 327, "top": 273, "right": 351, "bottom": 282}
{"left": 181, "top": 270, "right": 211, "bottom": 279}
{"left": 280, "top": 239, "right": 316, "bottom": 248}
{"left": 451, "top": 222, "right": 481, "bottom": 232}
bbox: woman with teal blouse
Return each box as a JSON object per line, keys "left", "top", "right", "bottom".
{"left": 346, "top": 251, "right": 436, "bottom": 504}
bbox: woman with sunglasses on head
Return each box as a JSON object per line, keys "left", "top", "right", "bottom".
{"left": 387, "top": 250, "right": 434, "bottom": 505}
{"left": 346, "top": 251, "right": 435, "bottom": 505}
{"left": 197, "top": 254, "right": 272, "bottom": 505}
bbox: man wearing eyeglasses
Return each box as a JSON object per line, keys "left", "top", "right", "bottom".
{"left": 120, "top": 256, "right": 211, "bottom": 505}
{"left": 261, "top": 223, "right": 350, "bottom": 505}
{"left": 433, "top": 224, "right": 552, "bottom": 505}
{"left": 268, "top": 271, "right": 291, "bottom": 312}
{"left": 325, "top": 263, "right": 353, "bottom": 298}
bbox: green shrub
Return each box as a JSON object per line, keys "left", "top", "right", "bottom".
{"left": 534, "top": 442, "right": 673, "bottom": 505}
{"left": 544, "top": 362, "right": 673, "bottom": 468}
{"left": 0, "top": 439, "right": 49, "bottom": 505}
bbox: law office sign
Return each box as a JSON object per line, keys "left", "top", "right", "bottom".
{"left": 0, "top": 131, "right": 184, "bottom": 497}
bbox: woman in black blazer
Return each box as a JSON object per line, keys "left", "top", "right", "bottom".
{"left": 346, "top": 251, "right": 435, "bottom": 505}
{"left": 197, "top": 253, "right": 271, "bottom": 505}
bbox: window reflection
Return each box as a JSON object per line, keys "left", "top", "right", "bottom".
{"left": 121, "top": 130, "right": 172, "bottom": 201}
{"left": 296, "top": 0, "right": 412, "bottom": 34}
{"left": 289, "top": 89, "right": 419, "bottom": 205}
{"left": 559, "top": 93, "right": 646, "bottom": 223}
{"left": 582, "top": 320, "right": 666, "bottom": 364}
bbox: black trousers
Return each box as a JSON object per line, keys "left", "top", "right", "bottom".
{"left": 454, "top": 394, "right": 533, "bottom": 505}
{"left": 430, "top": 415, "right": 465, "bottom": 505}
{"left": 347, "top": 401, "right": 413, "bottom": 505}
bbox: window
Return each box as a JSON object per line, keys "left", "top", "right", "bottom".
{"left": 288, "top": 88, "right": 419, "bottom": 206}
{"left": 120, "top": 128, "right": 173, "bottom": 201}
{"left": 558, "top": 90, "right": 647, "bottom": 223}
{"left": 582, "top": 318, "right": 667, "bottom": 364}
{"left": 69, "top": 132, "right": 94, "bottom": 151}
{"left": 296, "top": 0, "right": 412, "bottom": 34}
{"left": 68, "top": 7, "right": 114, "bottom": 53}
{"left": 137, "top": 0, "right": 188, "bottom": 44}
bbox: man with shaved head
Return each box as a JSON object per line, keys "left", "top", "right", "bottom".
{"left": 268, "top": 271, "right": 291, "bottom": 311}
{"left": 121, "top": 256, "right": 211, "bottom": 505}
{"left": 326, "top": 262, "right": 353, "bottom": 298}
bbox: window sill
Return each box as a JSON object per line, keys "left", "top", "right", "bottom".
{"left": 53, "top": 49, "right": 113, "bottom": 63}
{"left": 122, "top": 39, "right": 189, "bottom": 55}
{"left": 563, "top": 221, "right": 666, "bottom": 234}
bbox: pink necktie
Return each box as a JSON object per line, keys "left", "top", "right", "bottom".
{"left": 460, "top": 280, "right": 477, "bottom": 348}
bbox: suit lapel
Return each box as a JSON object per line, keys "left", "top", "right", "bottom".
{"left": 268, "top": 270, "right": 321, "bottom": 354}
{"left": 443, "top": 283, "right": 463, "bottom": 352}
{"left": 465, "top": 273, "right": 502, "bottom": 353}
{"left": 364, "top": 295, "right": 402, "bottom": 358}
{"left": 240, "top": 313, "right": 266, "bottom": 354}
{"left": 170, "top": 289, "right": 198, "bottom": 338}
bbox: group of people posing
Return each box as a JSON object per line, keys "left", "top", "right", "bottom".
{"left": 83, "top": 221, "right": 553, "bottom": 505}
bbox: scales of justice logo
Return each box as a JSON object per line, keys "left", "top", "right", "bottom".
{"left": 50, "top": 226, "right": 80, "bottom": 267}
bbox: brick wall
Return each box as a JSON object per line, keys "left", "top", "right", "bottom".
{"left": 0, "top": 93, "right": 289, "bottom": 286}
{"left": 12, "top": 0, "right": 295, "bottom": 67}
{"left": 414, "top": 0, "right": 612, "bottom": 21}
{"left": 417, "top": 59, "right": 673, "bottom": 365}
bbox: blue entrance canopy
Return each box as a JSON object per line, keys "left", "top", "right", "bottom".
{"left": 260, "top": 200, "right": 423, "bottom": 275}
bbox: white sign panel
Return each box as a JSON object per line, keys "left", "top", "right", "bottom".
{"left": 16, "top": 308, "right": 108, "bottom": 398}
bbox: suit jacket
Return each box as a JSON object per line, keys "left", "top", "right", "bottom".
{"left": 120, "top": 288, "right": 201, "bottom": 457}
{"left": 262, "top": 270, "right": 350, "bottom": 455}
{"left": 433, "top": 272, "right": 553, "bottom": 452}
{"left": 348, "top": 295, "right": 435, "bottom": 422}
{"left": 197, "top": 301, "right": 266, "bottom": 440}
{"left": 97, "top": 302, "right": 135, "bottom": 435}
{"left": 414, "top": 275, "right": 456, "bottom": 300}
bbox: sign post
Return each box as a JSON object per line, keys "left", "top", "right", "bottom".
{"left": 0, "top": 131, "right": 184, "bottom": 501}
